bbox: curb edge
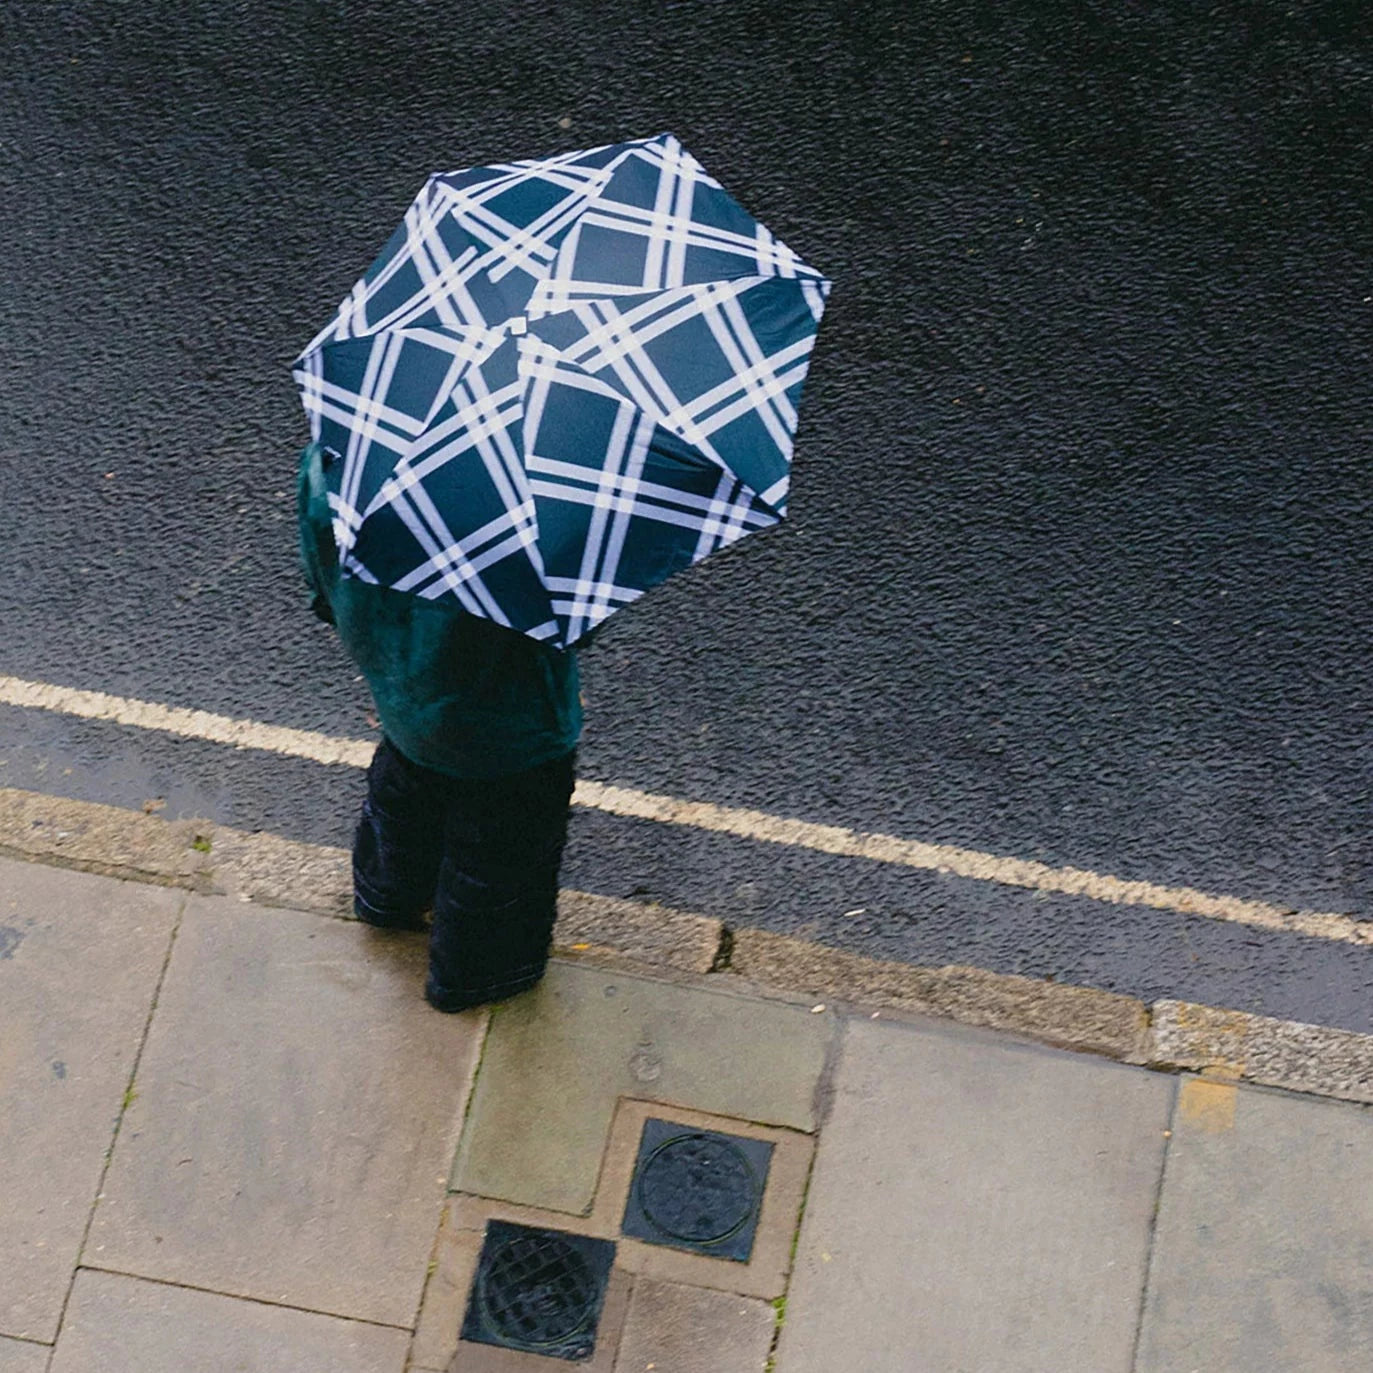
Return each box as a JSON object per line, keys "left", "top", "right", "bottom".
{"left": 2, "top": 784, "right": 1370, "bottom": 1105}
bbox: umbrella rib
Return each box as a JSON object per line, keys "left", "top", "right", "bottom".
{"left": 365, "top": 370, "right": 547, "bottom": 624}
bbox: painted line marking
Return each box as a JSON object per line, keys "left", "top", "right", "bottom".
{"left": 0, "top": 673, "right": 1364, "bottom": 946}
{"left": 0, "top": 675, "right": 374, "bottom": 768}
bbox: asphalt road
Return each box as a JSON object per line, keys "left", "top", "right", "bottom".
{"left": 2, "top": 3, "right": 1370, "bottom": 1028}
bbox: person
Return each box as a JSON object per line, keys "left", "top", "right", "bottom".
{"left": 296, "top": 441, "right": 582, "bottom": 1012}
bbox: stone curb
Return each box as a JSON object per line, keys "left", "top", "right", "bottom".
{"left": 726, "top": 926, "right": 1150, "bottom": 1061}
{"left": 0, "top": 787, "right": 723, "bottom": 977}
{"left": 0, "top": 786, "right": 214, "bottom": 889}
{"left": 1147, "top": 999, "right": 1373, "bottom": 1106}
{"left": 2, "top": 784, "right": 1370, "bottom": 1105}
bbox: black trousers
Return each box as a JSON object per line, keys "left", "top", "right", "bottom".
{"left": 353, "top": 737, "right": 576, "bottom": 1011}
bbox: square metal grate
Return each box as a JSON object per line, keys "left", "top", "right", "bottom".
{"left": 621, "top": 1117, "right": 775, "bottom": 1262}
{"left": 460, "top": 1220, "right": 616, "bottom": 1361}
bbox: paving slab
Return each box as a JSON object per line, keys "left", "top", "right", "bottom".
{"left": 449, "top": 1100, "right": 812, "bottom": 1301}
{"left": 0, "top": 857, "right": 182, "bottom": 1342}
{"left": 419, "top": 1099, "right": 802, "bottom": 1366}
{"left": 411, "top": 1208, "right": 483, "bottom": 1371}
{"left": 452, "top": 963, "right": 831, "bottom": 1215}
{"left": 0, "top": 1337, "right": 49, "bottom": 1373}
{"left": 48, "top": 1269, "right": 407, "bottom": 1373}
{"left": 775, "top": 1017, "right": 1173, "bottom": 1373}
{"left": 1136, "top": 1078, "right": 1373, "bottom": 1370}
{"left": 613, "top": 1278, "right": 775, "bottom": 1373}
{"left": 86, "top": 896, "right": 483, "bottom": 1327}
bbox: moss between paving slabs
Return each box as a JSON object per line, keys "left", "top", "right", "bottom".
{"left": 765, "top": 1295, "right": 788, "bottom": 1372}
{"left": 764, "top": 1122, "right": 818, "bottom": 1371}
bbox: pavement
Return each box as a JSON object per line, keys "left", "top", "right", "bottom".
{"left": 5, "top": 794, "right": 1373, "bottom": 1371}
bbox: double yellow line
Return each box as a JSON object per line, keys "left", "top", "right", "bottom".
{"left": 1, "top": 674, "right": 1363, "bottom": 947}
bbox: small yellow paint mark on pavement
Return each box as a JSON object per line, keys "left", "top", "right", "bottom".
{"left": 1179, "top": 1078, "right": 1238, "bottom": 1133}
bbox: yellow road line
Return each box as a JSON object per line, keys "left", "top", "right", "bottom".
{"left": 0, "top": 674, "right": 373, "bottom": 767}
{"left": 1, "top": 673, "right": 1364, "bottom": 946}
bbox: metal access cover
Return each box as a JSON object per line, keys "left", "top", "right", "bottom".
{"left": 621, "top": 1118, "right": 774, "bottom": 1262}
{"left": 460, "top": 1220, "right": 616, "bottom": 1362}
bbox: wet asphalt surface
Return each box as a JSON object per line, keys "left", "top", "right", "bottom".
{"left": 2, "top": 2, "right": 1370, "bottom": 1027}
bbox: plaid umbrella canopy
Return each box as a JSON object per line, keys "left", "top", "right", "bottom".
{"left": 293, "top": 133, "right": 831, "bottom": 648}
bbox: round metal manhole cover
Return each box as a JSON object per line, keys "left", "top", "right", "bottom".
{"left": 478, "top": 1231, "right": 598, "bottom": 1347}
{"left": 637, "top": 1132, "right": 760, "bottom": 1244}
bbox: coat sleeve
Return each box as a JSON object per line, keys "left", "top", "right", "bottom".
{"left": 295, "top": 444, "right": 338, "bottom": 626}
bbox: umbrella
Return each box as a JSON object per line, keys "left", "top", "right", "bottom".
{"left": 293, "top": 132, "right": 831, "bottom": 648}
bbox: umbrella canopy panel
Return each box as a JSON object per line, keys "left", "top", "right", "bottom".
{"left": 294, "top": 133, "right": 830, "bottom": 647}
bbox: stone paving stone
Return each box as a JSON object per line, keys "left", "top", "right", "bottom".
{"left": 1136, "top": 1079, "right": 1373, "bottom": 1370}
{"left": 0, "top": 857, "right": 182, "bottom": 1342}
{"left": 0, "top": 1336, "right": 50, "bottom": 1373}
{"left": 613, "top": 1278, "right": 775, "bottom": 1372}
{"left": 48, "top": 1269, "right": 408, "bottom": 1372}
{"left": 86, "top": 896, "right": 483, "bottom": 1328}
{"left": 452, "top": 963, "right": 831, "bottom": 1215}
{"left": 775, "top": 1017, "right": 1173, "bottom": 1373}
{"left": 411, "top": 1207, "right": 483, "bottom": 1371}
{"left": 449, "top": 1101, "right": 812, "bottom": 1302}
